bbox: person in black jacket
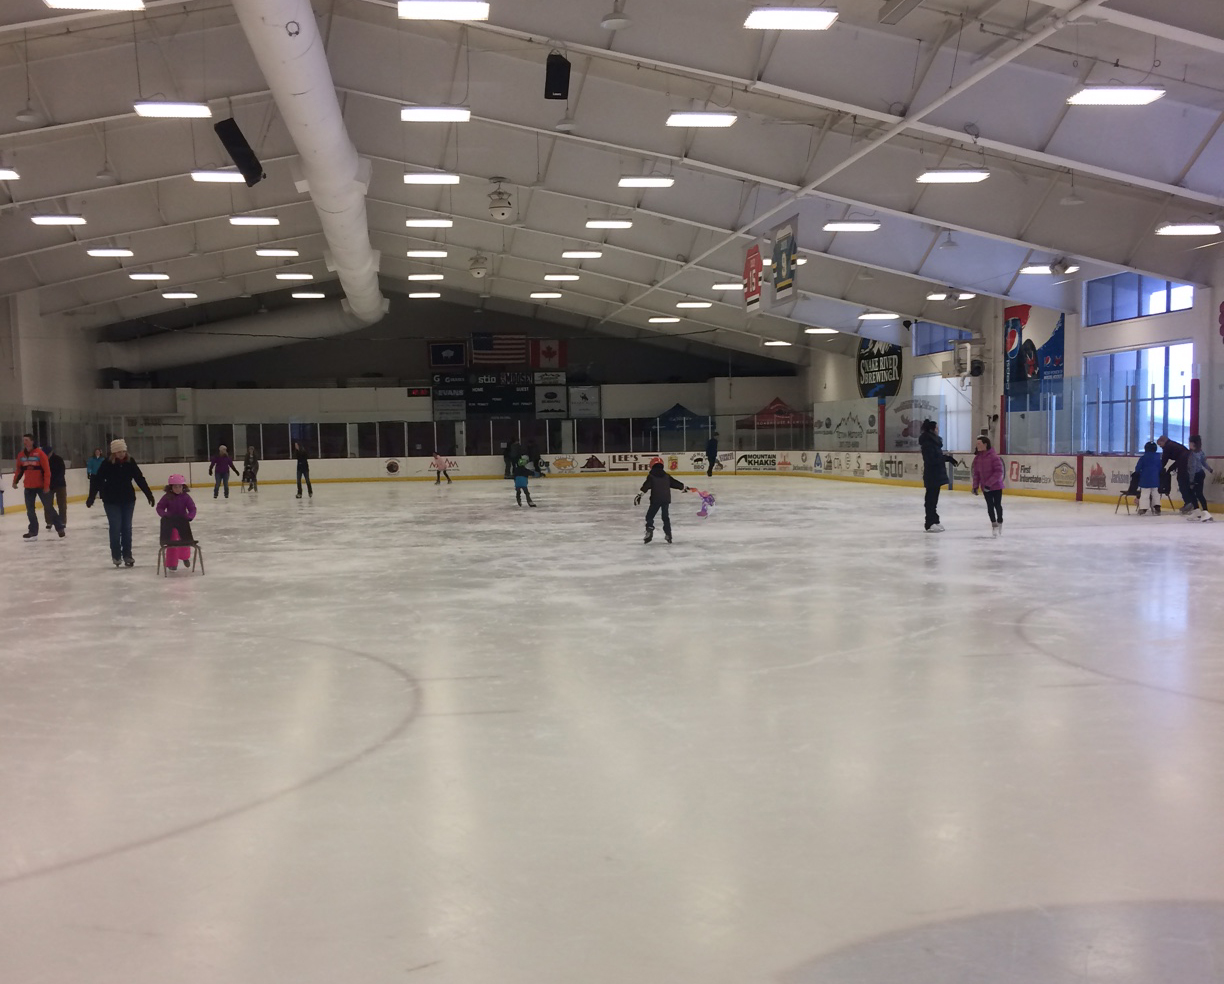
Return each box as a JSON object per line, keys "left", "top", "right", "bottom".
{"left": 293, "top": 441, "right": 313, "bottom": 499}
{"left": 86, "top": 439, "right": 155, "bottom": 567}
{"left": 43, "top": 445, "right": 68, "bottom": 530}
{"left": 918, "top": 420, "right": 959, "bottom": 533}
{"left": 635, "top": 457, "right": 692, "bottom": 543}
{"left": 705, "top": 432, "right": 720, "bottom": 478}
{"left": 1156, "top": 435, "right": 1194, "bottom": 514}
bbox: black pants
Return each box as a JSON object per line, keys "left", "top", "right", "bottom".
{"left": 25, "top": 488, "right": 61, "bottom": 534}
{"left": 1174, "top": 466, "right": 1192, "bottom": 507}
{"left": 435, "top": 470, "right": 451, "bottom": 484}
{"left": 515, "top": 486, "right": 534, "bottom": 505}
{"left": 706, "top": 458, "right": 716, "bottom": 478}
{"left": 923, "top": 483, "right": 941, "bottom": 529}
{"left": 297, "top": 464, "right": 312, "bottom": 495}
{"left": 160, "top": 515, "right": 195, "bottom": 545}
{"left": 645, "top": 502, "right": 671, "bottom": 535}
{"left": 1191, "top": 473, "right": 1208, "bottom": 510}
{"left": 983, "top": 489, "right": 1003, "bottom": 524}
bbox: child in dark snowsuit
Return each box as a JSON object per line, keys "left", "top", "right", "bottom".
{"left": 1135, "top": 441, "right": 1162, "bottom": 515}
{"left": 635, "top": 457, "right": 691, "bottom": 543}
{"left": 513, "top": 456, "right": 536, "bottom": 507}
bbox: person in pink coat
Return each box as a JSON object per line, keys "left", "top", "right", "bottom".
{"left": 970, "top": 436, "right": 1006, "bottom": 537}
{"left": 156, "top": 474, "right": 198, "bottom": 571}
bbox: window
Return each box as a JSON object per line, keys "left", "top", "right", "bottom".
{"left": 912, "top": 321, "right": 972, "bottom": 357}
{"left": 1082, "top": 342, "right": 1193, "bottom": 452}
{"left": 1084, "top": 273, "right": 1194, "bottom": 326}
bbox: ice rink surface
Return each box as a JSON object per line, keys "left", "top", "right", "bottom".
{"left": 2, "top": 475, "right": 1223, "bottom": 984}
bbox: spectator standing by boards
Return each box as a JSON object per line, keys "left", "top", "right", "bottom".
{"left": 294, "top": 441, "right": 313, "bottom": 498}
{"left": 706, "top": 432, "right": 720, "bottom": 478}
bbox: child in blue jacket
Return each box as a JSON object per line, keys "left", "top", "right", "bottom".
{"left": 1135, "top": 441, "right": 1161, "bottom": 515}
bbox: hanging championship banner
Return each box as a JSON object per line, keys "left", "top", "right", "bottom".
{"left": 743, "top": 243, "right": 764, "bottom": 316}
{"left": 769, "top": 216, "right": 799, "bottom": 315}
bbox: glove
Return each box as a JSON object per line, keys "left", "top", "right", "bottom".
{"left": 86, "top": 498, "right": 94, "bottom": 508}
{"left": 146, "top": 494, "right": 155, "bottom": 507}
{"left": 633, "top": 493, "right": 642, "bottom": 506}
{"left": 972, "top": 487, "right": 979, "bottom": 496}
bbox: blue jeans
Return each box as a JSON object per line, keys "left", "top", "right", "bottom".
{"left": 213, "top": 472, "right": 230, "bottom": 497}
{"left": 645, "top": 502, "right": 671, "bottom": 536}
{"left": 103, "top": 500, "right": 136, "bottom": 561}
{"left": 25, "top": 488, "right": 61, "bottom": 535}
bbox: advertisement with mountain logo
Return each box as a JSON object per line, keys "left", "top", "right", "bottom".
{"left": 857, "top": 339, "right": 903, "bottom": 399}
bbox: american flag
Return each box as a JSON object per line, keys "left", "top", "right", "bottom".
{"left": 470, "top": 333, "right": 527, "bottom": 365}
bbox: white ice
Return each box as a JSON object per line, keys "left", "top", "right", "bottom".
{"left": 2, "top": 477, "right": 1223, "bottom": 984}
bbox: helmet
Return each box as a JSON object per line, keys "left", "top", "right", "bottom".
{"left": 649, "top": 456, "right": 664, "bottom": 467}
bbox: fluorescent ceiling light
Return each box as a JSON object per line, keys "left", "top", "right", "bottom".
{"left": 398, "top": 0, "right": 489, "bottom": 19}
{"left": 31, "top": 214, "right": 86, "bottom": 225}
{"left": 531, "top": 292, "right": 563, "bottom": 299}
{"left": 823, "top": 220, "right": 880, "bottom": 232}
{"left": 134, "top": 101, "right": 211, "bottom": 118}
{"left": 619, "top": 175, "right": 674, "bottom": 188}
{"left": 403, "top": 172, "right": 461, "bottom": 184}
{"left": 763, "top": 340, "right": 793, "bottom": 346}
{"left": 87, "top": 247, "right": 133, "bottom": 257}
{"left": 129, "top": 273, "right": 170, "bottom": 281}
{"left": 585, "top": 219, "right": 633, "bottom": 229}
{"left": 744, "top": 7, "right": 838, "bottom": 30}
{"left": 958, "top": 292, "right": 977, "bottom": 300}
{"left": 676, "top": 301, "right": 712, "bottom": 308}
{"left": 292, "top": 292, "right": 326, "bottom": 299}
{"left": 1020, "top": 263, "right": 1081, "bottom": 275}
{"left": 44, "top": 0, "right": 144, "bottom": 8}
{"left": 649, "top": 317, "right": 681, "bottom": 323}
{"left": 562, "top": 250, "right": 602, "bottom": 258}
{"left": 407, "top": 249, "right": 448, "bottom": 257}
{"left": 666, "top": 111, "right": 738, "bottom": 128}
{"left": 1155, "top": 222, "right": 1222, "bottom": 236}
{"left": 276, "top": 273, "right": 314, "bottom": 280}
{"left": 1068, "top": 85, "right": 1165, "bottom": 106}
{"left": 917, "top": 168, "right": 991, "bottom": 184}
{"left": 230, "top": 215, "right": 279, "bottom": 226}
{"left": 406, "top": 218, "right": 453, "bottom": 228}
{"left": 400, "top": 106, "right": 472, "bottom": 122}
{"left": 858, "top": 312, "right": 899, "bottom": 320}
{"left": 0, "top": 168, "right": 19, "bottom": 180}
{"left": 805, "top": 327, "right": 838, "bottom": 334}
{"left": 712, "top": 283, "right": 744, "bottom": 290}
{"left": 162, "top": 292, "right": 198, "bottom": 299}
{"left": 544, "top": 274, "right": 579, "bottom": 281}
{"left": 926, "top": 292, "right": 948, "bottom": 301}
{"left": 256, "top": 248, "right": 299, "bottom": 257}
{"left": 409, "top": 292, "right": 441, "bottom": 299}
{"left": 191, "top": 169, "right": 244, "bottom": 183}
{"left": 408, "top": 273, "right": 445, "bottom": 281}
{"left": 795, "top": 257, "right": 807, "bottom": 265}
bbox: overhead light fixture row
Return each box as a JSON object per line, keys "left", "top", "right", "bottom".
{"left": 585, "top": 220, "right": 633, "bottom": 229}
{"left": 666, "top": 111, "right": 738, "bottom": 128}
{"left": 191, "top": 170, "right": 245, "bottom": 183}
{"left": 763, "top": 340, "right": 793, "bottom": 346}
{"left": 823, "top": 220, "right": 881, "bottom": 232}
{"left": 397, "top": 0, "right": 489, "bottom": 19}
{"left": 407, "top": 218, "right": 454, "bottom": 228}
{"left": 292, "top": 292, "right": 327, "bottom": 299}
{"left": 400, "top": 106, "right": 472, "bottom": 122}
{"left": 858, "top": 312, "right": 899, "bottom": 320}
{"left": 619, "top": 175, "right": 674, "bottom": 188}
{"left": 403, "top": 172, "right": 461, "bottom": 184}
{"left": 805, "top": 327, "right": 838, "bottom": 334}
{"left": 744, "top": 7, "right": 839, "bottom": 30}
{"left": 562, "top": 250, "right": 602, "bottom": 259}
{"left": 256, "top": 248, "right": 299, "bottom": 257}
{"left": 407, "top": 249, "right": 449, "bottom": 257}
{"left": 129, "top": 272, "right": 169, "bottom": 281}
{"left": 1155, "top": 222, "right": 1222, "bottom": 236}
{"left": 649, "top": 316, "right": 681, "bottom": 323}
{"left": 134, "top": 101, "right": 211, "bottom": 118}
{"left": 408, "top": 273, "right": 445, "bottom": 281}
{"left": 276, "top": 273, "right": 314, "bottom": 280}
{"left": 1020, "top": 263, "right": 1080, "bottom": 275}
{"left": 0, "top": 168, "right": 19, "bottom": 180}
{"left": 676, "top": 301, "right": 712, "bottom": 309}
{"left": 44, "top": 0, "right": 144, "bottom": 8}
{"left": 917, "top": 168, "right": 991, "bottom": 184}
{"left": 87, "top": 247, "right": 133, "bottom": 257}
{"left": 531, "top": 292, "right": 563, "bottom": 299}
{"left": 958, "top": 292, "right": 977, "bottom": 300}
{"left": 162, "top": 292, "right": 197, "bottom": 299}
{"left": 31, "top": 214, "right": 86, "bottom": 225}
{"left": 1068, "top": 85, "right": 1165, "bottom": 106}
{"left": 712, "top": 283, "right": 743, "bottom": 290}
{"left": 409, "top": 292, "right": 442, "bottom": 298}
{"left": 544, "top": 274, "right": 580, "bottom": 281}
{"left": 230, "top": 215, "right": 279, "bottom": 226}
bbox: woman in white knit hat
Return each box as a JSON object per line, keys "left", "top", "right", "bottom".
{"left": 85, "top": 439, "right": 155, "bottom": 567}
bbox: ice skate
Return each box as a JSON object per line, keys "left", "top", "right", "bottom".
{"left": 991, "top": 523, "right": 999, "bottom": 537}
{"left": 23, "top": 531, "right": 37, "bottom": 539}
{"left": 996, "top": 522, "right": 1003, "bottom": 536}
{"left": 665, "top": 533, "right": 672, "bottom": 543}
{"left": 1153, "top": 505, "right": 1161, "bottom": 515}
{"left": 926, "top": 524, "right": 945, "bottom": 533}
{"left": 1136, "top": 508, "right": 1148, "bottom": 516}
{"left": 644, "top": 528, "right": 653, "bottom": 544}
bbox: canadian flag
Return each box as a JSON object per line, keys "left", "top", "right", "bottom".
{"left": 531, "top": 339, "right": 567, "bottom": 369}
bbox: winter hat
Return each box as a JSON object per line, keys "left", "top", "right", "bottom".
{"left": 219, "top": 445, "right": 227, "bottom": 453}
{"left": 1144, "top": 441, "right": 1158, "bottom": 452}
{"left": 168, "top": 473, "right": 187, "bottom": 486}
{"left": 110, "top": 439, "right": 128, "bottom": 454}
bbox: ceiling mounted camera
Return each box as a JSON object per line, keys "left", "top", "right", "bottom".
{"left": 469, "top": 254, "right": 491, "bottom": 278}
{"left": 488, "top": 177, "right": 513, "bottom": 221}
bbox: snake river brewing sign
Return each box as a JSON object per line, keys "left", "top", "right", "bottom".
{"left": 856, "top": 339, "right": 903, "bottom": 399}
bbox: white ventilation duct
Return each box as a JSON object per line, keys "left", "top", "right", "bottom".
{"left": 99, "top": 0, "right": 387, "bottom": 372}
{"left": 97, "top": 302, "right": 366, "bottom": 374}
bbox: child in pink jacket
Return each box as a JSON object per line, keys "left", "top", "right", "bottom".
{"left": 156, "top": 474, "right": 198, "bottom": 571}
{"left": 971, "top": 436, "right": 1006, "bottom": 537}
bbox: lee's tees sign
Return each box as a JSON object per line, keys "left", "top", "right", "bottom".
{"left": 856, "top": 339, "right": 903, "bottom": 399}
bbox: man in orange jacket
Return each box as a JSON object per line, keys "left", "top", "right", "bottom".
{"left": 12, "top": 433, "right": 64, "bottom": 539}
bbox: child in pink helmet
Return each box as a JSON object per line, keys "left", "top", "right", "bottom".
{"left": 156, "top": 474, "right": 197, "bottom": 571}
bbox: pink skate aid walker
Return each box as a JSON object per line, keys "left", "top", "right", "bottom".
{"left": 693, "top": 489, "right": 716, "bottom": 517}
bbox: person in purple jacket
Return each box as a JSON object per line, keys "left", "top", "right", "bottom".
{"left": 971, "top": 435, "right": 1006, "bottom": 537}
{"left": 156, "top": 474, "right": 197, "bottom": 572}
{"left": 209, "top": 444, "right": 240, "bottom": 499}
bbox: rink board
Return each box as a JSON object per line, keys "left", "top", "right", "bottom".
{"left": 6, "top": 453, "right": 1223, "bottom": 513}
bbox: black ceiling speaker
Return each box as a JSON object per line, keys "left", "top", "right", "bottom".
{"left": 545, "top": 52, "right": 571, "bottom": 100}
{"left": 213, "top": 117, "right": 265, "bottom": 187}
